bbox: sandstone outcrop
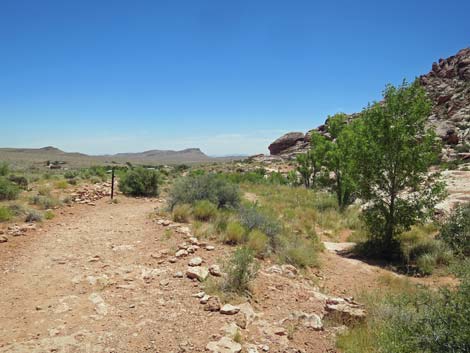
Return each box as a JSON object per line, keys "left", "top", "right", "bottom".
{"left": 265, "top": 48, "right": 470, "bottom": 160}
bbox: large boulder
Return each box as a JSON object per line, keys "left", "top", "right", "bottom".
{"left": 268, "top": 132, "right": 305, "bottom": 155}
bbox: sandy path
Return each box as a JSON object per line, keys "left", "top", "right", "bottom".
{"left": 0, "top": 198, "right": 233, "bottom": 353}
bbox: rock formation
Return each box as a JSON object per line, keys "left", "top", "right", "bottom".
{"left": 267, "top": 47, "right": 470, "bottom": 160}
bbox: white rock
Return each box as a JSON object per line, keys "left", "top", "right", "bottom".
{"left": 189, "top": 237, "right": 199, "bottom": 245}
{"left": 205, "top": 245, "right": 215, "bottom": 251}
{"left": 186, "top": 266, "right": 209, "bottom": 281}
{"left": 173, "top": 271, "right": 184, "bottom": 278}
{"left": 175, "top": 249, "right": 189, "bottom": 258}
{"left": 88, "top": 293, "right": 107, "bottom": 316}
{"left": 200, "top": 294, "right": 211, "bottom": 304}
{"left": 220, "top": 304, "right": 240, "bottom": 315}
{"left": 188, "top": 257, "right": 203, "bottom": 266}
{"left": 209, "top": 264, "right": 222, "bottom": 276}
{"left": 206, "top": 337, "right": 242, "bottom": 353}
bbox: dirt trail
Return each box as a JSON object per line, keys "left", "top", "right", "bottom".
{"left": 0, "top": 198, "right": 238, "bottom": 353}
{"left": 0, "top": 196, "right": 454, "bottom": 353}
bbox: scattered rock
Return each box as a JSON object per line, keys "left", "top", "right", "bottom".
{"left": 204, "top": 297, "right": 221, "bottom": 312}
{"left": 220, "top": 304, "right": 240, "bottom": 315}
{"left": 325, "top": 298, "right": 366, "bottom": 323}
{"left": 200, "top": 294, "right": 211, "bottom": 304}
{"left": 88, "top": 293, "right": 108, "bottom": 316}
{"left": 209, "top": 264, "right": 222, "bottom": 277}
{"left": 0, "top": 235, "right": 8, "bottom": 243}
{"left": 188, "top": 257, "right": 203, "bottom": 266}
{"left": 173, "top": 271, "right": 184, "bottom": 278}
{"left": 287, "top": 311, "right": 323, "bottom": 331}
{"left": 186, "top": 266, "right": 209, "bottom": 281}
{"left": 205, "top": 245, "right": 215, "bottom": 251}
{"left": 206, "top": 336, "right": 242, "bottom": 353}
{"left": 175, "top": 249, "right": 189, "bottom": 258}
{"left": 273, "top": 327, "right": 287, "bottom": 336}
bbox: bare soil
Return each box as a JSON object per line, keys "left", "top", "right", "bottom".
{"left": 0, "top": 196, "right": 455, "bottom": 353}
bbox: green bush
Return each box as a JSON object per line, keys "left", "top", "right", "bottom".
{"left": 64, "top": 170, "right": 79, "bottom": 179}
{"left": 279, "top": 235, "right": 320, "bottom": 268}
{"left": 119, "top": 167, "right": 160, "bottom": 197}
{"left": 172, "top": 204, "right": 192, "bottom": 223}
{"left": 0, "top": 162, "right": 9, "bottom": 176}
{"left": 0, "top": 177, "right": 21, "bottom": 200}
{"left": 247, "top": 229, "right": 269, "bottom": 258}
{"left": 221, "top": 247, "right": 258, "bottom": 295}
{"left": 8, "top": 175, "right": 28, "bottom": 189}
{"left": 338, "top": 268, "right": 470, "bottom": 353}
{"left": 439, "top": 202, "right": 470, "bottom": 256}
{"left": 192, "top": 200, "right": 218, "bottom": 221}
{"left": 0, "top": 206, "right": 13, "bottom": 222}
{"left": 29, "top": 195, "right": 61, "bottom": 209}
{"left": 25, "top": 210, "right": 43, "bottom": 222}
{"left": 7, "top": 203, "right": 26, "bottom": 216}
{"left": 168, "top": 174, "right": 240, "bottom": 209}
{"left": 44, "top": 210, "right": 55, "bottom": 220}
{"left": 224, "top": 221, "right": 246, "bottom": 244}
{"left": 238, "top": 204, "right": 281, "bottom": 245}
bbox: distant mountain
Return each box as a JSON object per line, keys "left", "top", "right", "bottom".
{"left": 113, "top": 148, "right": 210, "bottom": 162}
{"left": 0, "top": 146, "right": 240, "bottom": 167}
{"left": 267, "top": 47, "right": 470, "bottom": 161}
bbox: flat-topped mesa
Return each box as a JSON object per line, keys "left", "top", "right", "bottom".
{"left": 267, "top": 47, "right": 470, "bottom": 160}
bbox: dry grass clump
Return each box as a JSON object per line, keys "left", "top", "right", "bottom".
{"left": 172, "top": 204, "right": 191, "bottom": 223}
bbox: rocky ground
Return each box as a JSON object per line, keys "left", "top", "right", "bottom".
{"left": 0, "top": 194, "right": 454, "bottom": 353}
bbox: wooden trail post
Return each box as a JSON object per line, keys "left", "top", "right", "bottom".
{"left": 111, "top": 168, "right": 115, "bottom": 200}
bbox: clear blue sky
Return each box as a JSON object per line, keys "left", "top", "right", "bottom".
{"left": 1, "top": 0, "right": 469, "bottom": 156}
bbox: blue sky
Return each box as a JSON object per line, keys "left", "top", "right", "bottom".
{"left": 1, "top": 0, "right": 469, "bottom": 156}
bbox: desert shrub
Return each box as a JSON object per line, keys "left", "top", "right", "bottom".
{"left": 119, "top": 167, "right": 160, "bottom": 197}
{"left": 192, "top": 200, "right": 218, "bottom": 221}
{"left": 279, "top": 235, "right": 320, "bottom": 268}
{"left": 172, "top": 204, "right": 191, "bottom": 223}
{"left": 224, "top": 221, "right": 246, "bottom": 244}
{"left": 29, "top": 195, "right": 61, "bottom": 209}
{"left": 7, "top": 203, "right": 26, "bottom": 216}
{"left": 54, "top": 180, "right": 68, "bottom": 189}
{"left": 62, "top": 196, "right": 72, "bottom": 205}
{"left": 238, "top": 204, "right": 281, "bottom": 247}
{"left": 214, "top": 211, "right": 230, "bottom": 233}
{"left": 0, "top": 162, "right": 9, "bottom": 176}
{"left": 0, "top": 206, "right": 13, "bottom": 222}
{"left": 338, "top": 269, "right": 470, "bottom": 353}
{"left": 8, "top": 175, "right": 28, "bottom": 189}
{"left": 89, "top": 176, "right": 102, "bottom": 184}
{"left": 79, "top": 166, "right": 107, "bottom": 180}
{"left": 44, "top": 210, "right": 55, "bottom": 220}
{"left": 221, "top": 247, "right": 258, "bottom": 295}
{"left": 439, "top": 202, "right": 470, "bottom": 256}
{"left": 193, "top": 221, "right": 216, "bottom": 239}
{"left": 67, "top": 178, "right": 78, "bottom": 185}
{"left": 25, "top": 210, "right": 43, "bottom": 222}
{"left": 246, "top": 229, "right": 269, "bottom": 258}
{"left": 64, "top": 170, "right": 79, "bottom": 179}
{"left": 311, "top": 192, "right": 338, "bottom": 211}
{"left": 38, "top": 185, "right": 52, "bottom": 196}
{"left": 168, "top": 174, "right": 240, "bottom": 210}
{"left": 0, "top": 177, "right": 20, "bottom": 200}
{"left": 399, "top": 224, "right": 454, "bottom": 274}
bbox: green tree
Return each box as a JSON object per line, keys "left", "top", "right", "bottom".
{"left": 324, "top": 113, "right": 358, "bottom": 209}
{"left": 355, "top": 81, "right": 445, "bottom": 257}
{"left": 295, "top": 131, "right": 329, "bottom": 188}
